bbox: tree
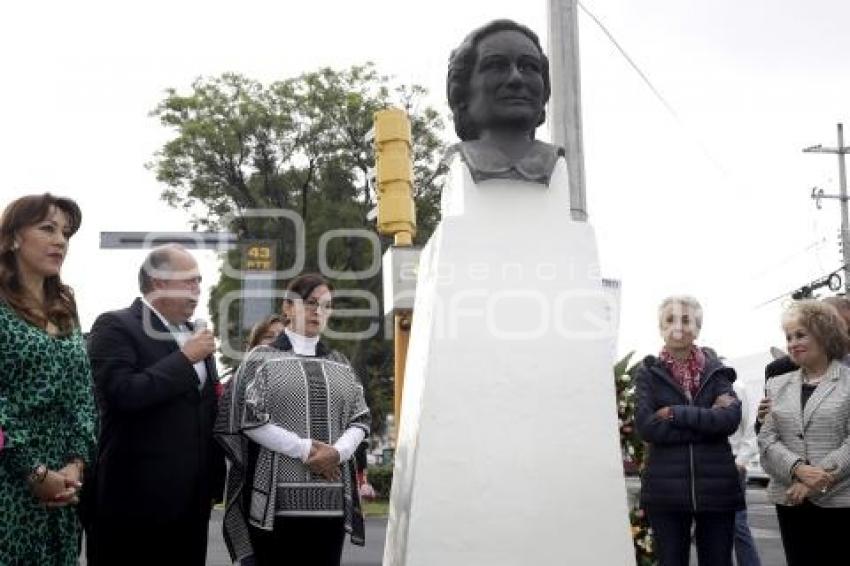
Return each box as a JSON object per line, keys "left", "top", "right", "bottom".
{"left": 148, "top": 64, "right": 449, "bottom": 434}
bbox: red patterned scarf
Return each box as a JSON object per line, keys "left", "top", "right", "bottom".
{"left": 660, "top": 346, "right": 705, "bottom": 399}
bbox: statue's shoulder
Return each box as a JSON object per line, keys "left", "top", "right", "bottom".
{"left": 447, "top": 140, "right": 564, "bottom": 186}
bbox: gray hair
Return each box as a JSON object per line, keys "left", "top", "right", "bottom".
{"left": 138, "top": 244, "right": 184, "bottom": 294}
{"left": 658, "top": 295, "right": 703, "bottom": 329}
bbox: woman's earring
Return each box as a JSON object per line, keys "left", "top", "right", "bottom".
{"left": 11, "top": 241, "right": 20, "bottom": 251}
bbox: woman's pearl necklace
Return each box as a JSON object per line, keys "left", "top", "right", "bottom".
{"left": 802, "top": 370, "right": 826, "bottom": 386}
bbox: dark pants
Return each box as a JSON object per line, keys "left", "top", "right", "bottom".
{"left": 775, "top": 501, "right": 850, "bottom": 566}
{"left": 647, "top": 509, "right": 735, "bottom": 566}
{"left": 88, "top": 513, "right": 210, "bottom": 566}
{"left": 250, "top": 516, "right": 345, "bottom": 566}
{"left": 733, "top": 471, "right": 761, "bottom": 566}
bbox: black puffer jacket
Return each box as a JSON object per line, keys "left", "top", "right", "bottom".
{"left": 636, "top": 349, "right": 745, "bottom": 512}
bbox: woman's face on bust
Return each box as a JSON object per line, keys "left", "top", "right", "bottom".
{"left": 783, "top": 316, "right": 827, "bottom": 369}
{"left": 659, "top": 302, "right": 700, "bottom": 350}
{"left": 466, "top": 29, "right": 545, "bottom": 136}
{"left": 284, "top": 284, "right": 333, "bottom": 338}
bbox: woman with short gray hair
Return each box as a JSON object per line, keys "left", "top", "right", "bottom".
{"left": 635, "top": 295, "right": 743, "bottom": 565}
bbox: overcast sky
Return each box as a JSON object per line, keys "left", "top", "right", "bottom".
{"left": 2, "top": 0, "right": 849, "bottom": 361}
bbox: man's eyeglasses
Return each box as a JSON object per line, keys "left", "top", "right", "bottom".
{"left": 303, "top": 298, "right": 333, "bottom": 312}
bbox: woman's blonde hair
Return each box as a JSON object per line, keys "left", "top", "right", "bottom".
{"left": 782, "top": 299, "right": 849, "bottom": 361}
{"left": 657, "top": 295, "right": 703, "bottom": 329}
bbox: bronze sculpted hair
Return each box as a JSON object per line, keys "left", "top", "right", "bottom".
{"left": 446, "top": 19, "right": 551, "bottom": 141}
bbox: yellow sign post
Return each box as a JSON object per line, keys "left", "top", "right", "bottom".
{"left": 373, "top": 108, "right": 417, "bottom": 431}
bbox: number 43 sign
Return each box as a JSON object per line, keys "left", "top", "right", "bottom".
{"left": 242, "top": 240, "right": 277, "bottom": 272}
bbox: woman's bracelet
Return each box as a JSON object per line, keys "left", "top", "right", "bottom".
{"left": 790, "top": 459, "right": 805, "bottom": 479}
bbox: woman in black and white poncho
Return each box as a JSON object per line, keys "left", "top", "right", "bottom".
{"left": 216, "top": 273, "right": 371, "bottom": 566}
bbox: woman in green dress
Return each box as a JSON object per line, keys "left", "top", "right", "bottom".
{"left": 0, "top": 193, "right": 97, "bottom": 565}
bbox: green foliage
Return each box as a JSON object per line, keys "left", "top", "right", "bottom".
{"left": 615, "top": 351, "right": 646, "bottom": 473}
{"left": 615, "top": 352, "right": 658, "bottom": 565}
{"left": 367, "top": 464, "right": 394, "bottom": 499}
{"left": 148, "top": 64, "right": 449, "bottom": 435}
{"left": 362, "top": 498, "right": 390, "bottom": 517}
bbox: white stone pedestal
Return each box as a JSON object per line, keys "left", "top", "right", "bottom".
{"left": 382, "top": 157, "right": 635, "bottom": 566}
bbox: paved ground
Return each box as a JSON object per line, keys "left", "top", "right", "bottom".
{"left": 82, "top": 484, "right": 787, "bottom": 565}
{"left": 742, "top": 486, "right": 786, "bottom": 566}
{"left": 203, "top": 512, "right": 387, "bottom": 566}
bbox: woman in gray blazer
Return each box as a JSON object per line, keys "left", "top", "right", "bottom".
{"left": 758, "top": 299, "right": 850, "bottom": 566}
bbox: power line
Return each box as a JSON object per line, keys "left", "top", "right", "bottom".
{"left": 576, "top": 1, "right": 727, "bottom": 174}
{"left": 750, "top": 238, "right": 827, "bottom": 280}
{"left": 755, "top": 264, "right": 846, "bottom": 309}
{"left": 576, "top": 1, "right": 678, "bottom": 120}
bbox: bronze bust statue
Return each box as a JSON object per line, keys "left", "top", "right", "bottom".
{"left": 447, "top": 19, "right": 564, "bottom": 185}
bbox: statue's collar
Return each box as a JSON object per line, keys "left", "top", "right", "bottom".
{"left": 449, "top": 140, "right": 565, "bottom": 186}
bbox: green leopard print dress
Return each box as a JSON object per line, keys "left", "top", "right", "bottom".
{"left": 0, "top": 301, "right": 97, "bottom": 565}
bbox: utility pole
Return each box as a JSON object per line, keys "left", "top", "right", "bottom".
{"left": 548, "top": 0, "right": 587, "bottom": 221}
{"left": 805, "top": 123, "right": 850, "bottom": 293}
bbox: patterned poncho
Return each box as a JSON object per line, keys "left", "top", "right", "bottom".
{"left": 215, "top": 341, "right": 370, "bottom": 563}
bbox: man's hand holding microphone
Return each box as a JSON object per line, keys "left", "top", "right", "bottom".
{"left": 182, "top": 318, "right": 215, "bottom": 363}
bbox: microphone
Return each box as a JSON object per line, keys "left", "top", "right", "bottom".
{"left": 190, "top": 318, "right": 214, "bottom": 384}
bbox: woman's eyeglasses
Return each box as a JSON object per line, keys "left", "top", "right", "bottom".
{"left": 303, "top": 298, "right": 333, "bottom": 312}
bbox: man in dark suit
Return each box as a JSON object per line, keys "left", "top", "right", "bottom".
{"left": 86, "top": 244, "right": 224, "bottom": 565}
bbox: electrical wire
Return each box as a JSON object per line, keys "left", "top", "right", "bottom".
{"left": 576, "top": 1, "right": 727, "bottom": 174}
{"left": 576, "top": 1, "right": 678, "bottom": 120}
